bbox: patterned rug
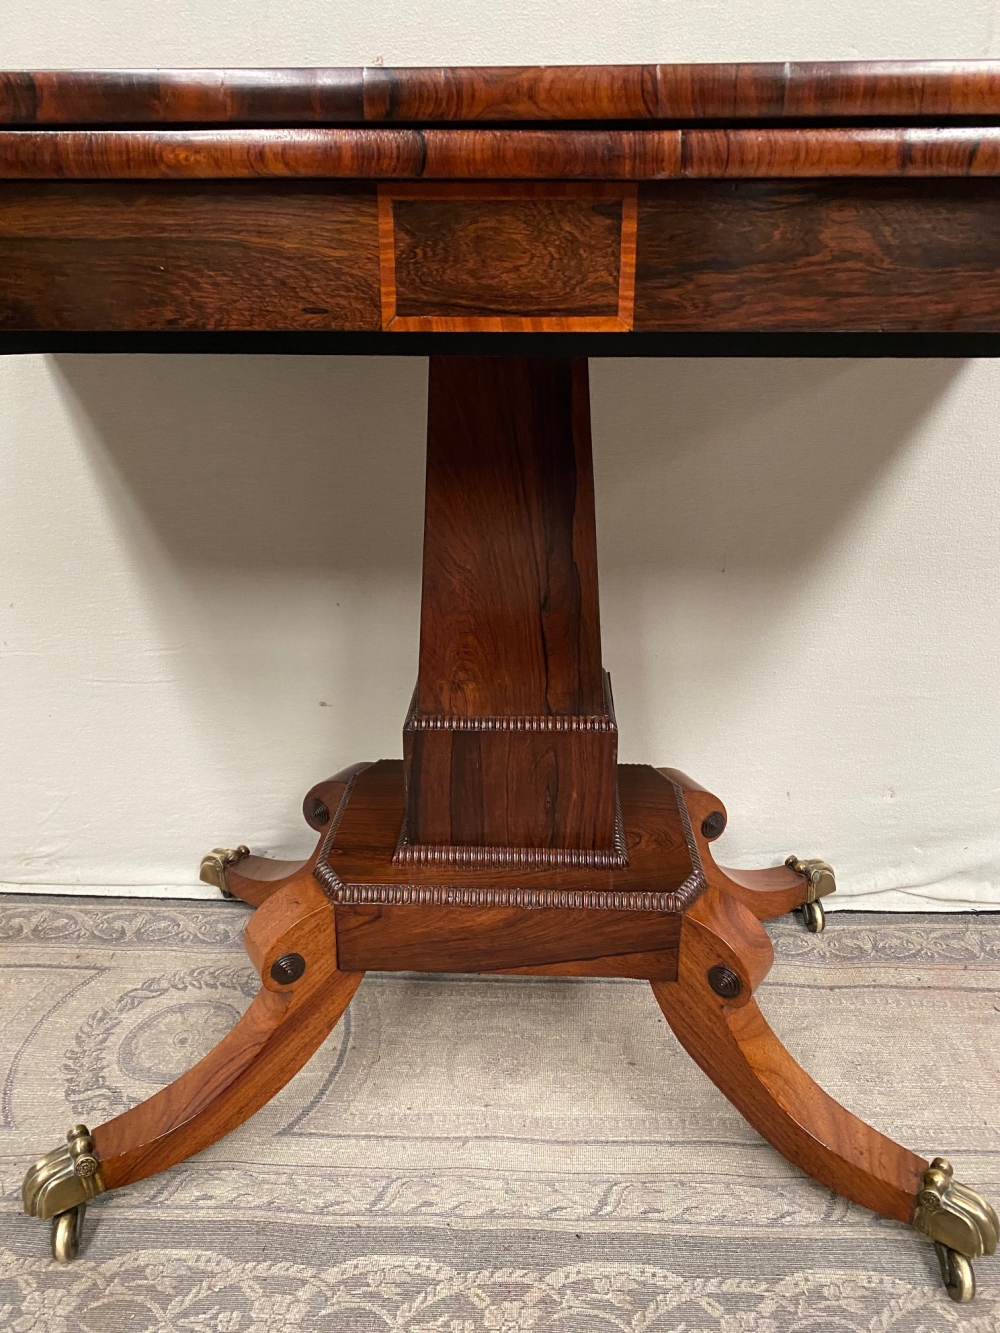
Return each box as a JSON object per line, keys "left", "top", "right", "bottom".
{"left": 0, "top": 895, "right": 998, "bottom": 1331}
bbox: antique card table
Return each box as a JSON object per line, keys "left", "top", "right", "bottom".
{"left": 6, "top": 61, "right": 999, "bottom": 1301}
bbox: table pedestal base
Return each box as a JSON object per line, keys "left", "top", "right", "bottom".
{"left": 21, "top": 353, "right": 998, "bottom": 1300}
{"left": 21, "top": 764, "right": 998, "bottom": 1300}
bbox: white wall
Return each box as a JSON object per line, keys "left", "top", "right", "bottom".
{"left": 2, "top": 4, "right": 1000, "bottom": 910}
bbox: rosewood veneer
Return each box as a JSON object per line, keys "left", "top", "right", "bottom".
{"left": 9, "top": 61, "right": 998, "bottom": 1303}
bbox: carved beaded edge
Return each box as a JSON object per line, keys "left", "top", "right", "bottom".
{"left": 312, "top": 771, "right": 707, "bottom": 913}
{"left": 401, "top": 671, "right": 619, "bottom": 734}
{"left": 391, "top": 787, "right": 629, "bottom": 869}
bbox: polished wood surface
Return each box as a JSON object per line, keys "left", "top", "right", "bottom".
{"left": 380, "top": 184, "right": 636, "bottom": 333}
{"left": 4, "top": 61, "right": 1000, "bottom": 338}
{"left": 406, "top": 357, "right": 617, "bottom": 850}
{"left": 318, "top": 759, "right": 701, "bottom": 907}
{"left": 0, "top": 182, "right": 380, "bottom": 331}
{"left": 14, "top": 62, "right": 988, "bottom": 1284}
{"left": 4, "top": 62, "right": 1000, "bottom": 124}
{"left": 4, "top": 177, "right": 1000, "bottom": 334}
{"left": 652, "top": 887, "right": 927, "bottom": 1223}
{"left": 4, "top": 126, "right": 1000, "bottom": 181}
{"left": 635, "top": 180, "right": 1000, "bottom": 332}
{"left": 92, "top": 875, "right": 363, "bottom": 1190}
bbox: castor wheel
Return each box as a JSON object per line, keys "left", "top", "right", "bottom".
{"left": 52, "top": 1203, "right": 85, "bottom": 1262}
{"left": 800, "top": 899, "right": 826, "bottom": 932}
{"left": 937, "top": 1242, "right": 976, "bottom": 1302}
{"left": 786, "top": 857, "right": 835, "bottom": 932}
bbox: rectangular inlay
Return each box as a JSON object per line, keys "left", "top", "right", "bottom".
{"left": 379, "top": 182, "right": 637, "bottom": 332}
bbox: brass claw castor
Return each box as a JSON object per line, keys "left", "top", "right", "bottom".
{"left": 786, "top": 856, "right": 836, "bottom": 932}
{"left": 199, "top": 845, "right": 250, "bottom": 898}
{"left": 22, "top": 1124, "right": 105, "bottom": 1262}
{"left": 912, "top": 1157, "right": 999, "bottom": 1303}
{"left": 52, "top": 1204, "right": 86, "bottom": 1263}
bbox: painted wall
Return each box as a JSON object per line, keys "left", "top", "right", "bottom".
{"left": 2, "top": 4, "right": 999, "bottom": 909}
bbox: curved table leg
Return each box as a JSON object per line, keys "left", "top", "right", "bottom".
{"left": 661, "top": 766, "right": 836, "bottom": 927}
{"left": 23, "top": 874, "right": 363, "bottom": 1257}
{"left": 652, "top": 887, "right": 997, "bottom": 1300}
{"left": 716, "top": 861, "right": 833, "bottom": 928}
{"left": 209, "top": 851, "right": 312, "bottom": 907}
{"left": 198, "top": 764, "right": 372, "bottom": 906}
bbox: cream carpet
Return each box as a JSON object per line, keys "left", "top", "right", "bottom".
{"left": 1, "top": 894, "right": 998, "bottom": 1331}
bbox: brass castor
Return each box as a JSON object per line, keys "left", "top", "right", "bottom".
{"left": 52, "top": 1204, "right": 86, "bottom": 1262}
{"left": 912, "top": 1157, "right": 999, "bottom": 1303}
{"left": 937, "top": 1242, "right": 976, "bottom": 1303}
{"left": 800, "top": 899, "right": 826, "bottom": 932}
{"left": 22, "top": 1123, "right": 105, "bottom": 1263}
{"left": 786, "top": 856, "right": 836, "bottom": 932}
{"left": 199, "top": 845, "right": 250, "bottom": 897}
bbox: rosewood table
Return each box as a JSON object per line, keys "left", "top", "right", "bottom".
{"left": 5, "top": 60, "right": 998, "bottom": 1302}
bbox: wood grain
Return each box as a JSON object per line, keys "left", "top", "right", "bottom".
{"left": 381, "top": 184, "right": 636, "bottom": 333}
{"left": 403, "top": 722, "right": 621, "bottom": 854}
{"left": 416, "top": 358, "right": 603, "bottom": 718}
{"left": 8, "top": 127, "right": 1000, "bottom": 181}
{"left": 635, "top": 179, "right": 1000, "bottom": 333}
{"left": 0, "top": 181, "right": 380, "bottom": 331}
{"left": 335, "top": 900, "right": 680, "bottom": 974}
{"left": 653, "top": 60, "right": 1000, "bottom": 122}
{"left": 652, "top": 889, "right": 927, "bottom": 1224}
{"left": 302, "top": 762, "right": 373, "bottom": 832}
{"left": 225, "top": 855, "right": 311, "bottom": 908}
{"left": 5, "top": 63, "right": 1000, "bottom": 125}
{"left": 92, "top": 875, "right": 363, "bottom": 1191}
{"left": 0, "top": 128, "right": 680, "bottom": 180}
{"left": 315, "top": 759, "right": 704, "bottom": 910}
{"left": 4, "top": 62, "right": 980, "bottom": 1238}
{"left": 223, "top": 764, "right": 374, "bottom": 906}
{"left": 0, "top": 68, "right": 368, "bottom": 125}
{"left": 665, "top": 768, "right": 812, "bottom": 920}
{"left": 406, "top": 356, "right": 617, "bottom": 849}
{"left": 490, "top": 949, "right": 677, "bottom": 980}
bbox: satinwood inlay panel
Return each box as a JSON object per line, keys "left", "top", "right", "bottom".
{"left": 379, "top": 183, "right": 637, "bottom": 332}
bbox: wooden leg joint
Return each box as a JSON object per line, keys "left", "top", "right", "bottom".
{"left": 21, "top": 870, "right": 362, "bottom": 1254}
{"left": 242, "top": 875, "right": 339, "bottom": 990}
{"left": 653, "top": 884, "right": 927, "bottom": 1230}
{"left": 684, "top": 887, "right": 774, "bottom": 1005}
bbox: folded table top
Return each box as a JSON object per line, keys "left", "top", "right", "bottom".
{"left": 3, "top": 62, "right": 1000, "bottom": 351}
{"left": 3, "top": 62, "right": 1000, "bottom": 126}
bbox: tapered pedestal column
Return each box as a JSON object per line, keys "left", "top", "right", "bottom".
{"left": 403, "top": 356, "right": 620, "bottom": 865}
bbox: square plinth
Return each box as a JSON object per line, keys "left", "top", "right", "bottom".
{"left": 314, "top": 760, "right": 705, "bottom": 977}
